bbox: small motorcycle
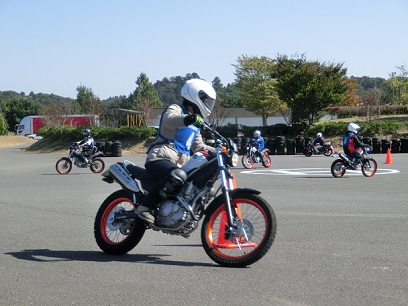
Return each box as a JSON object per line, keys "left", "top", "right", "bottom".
{"left": 304, "top": 140, "right": 334, "bottom": 157}
{"left": 55, "top": 142, "right": 105, "bottom": 174}
{"left": 242, "top": 145, "right": 271, "bottom": 169}
{"left": 331, "top": 146, "right": 377, "bottom": 178}
{"left": 94, "top": 123, "right": 277, "bottom": 267}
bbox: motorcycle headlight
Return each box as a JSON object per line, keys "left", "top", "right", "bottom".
{"left": 228, "top": 151, "right": 239, "bottom": 167}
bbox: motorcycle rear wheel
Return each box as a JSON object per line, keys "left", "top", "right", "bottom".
{"left": 331, "top": 159, "right": 346, "bottom": 178}
{"left": 361, "top": 158, "right": 377, "bottom": 177}
{"left": 304, "top": 149, "right": 313, "bottom": 157}
{"left": 55, "top": 157, "right": 72, "bottom": 174}
{"left": 94, "top": 190, "right": 145, "bottom": 255}
{"left": 262, "top": 153, "right": 271, "bottom": 168}
{"left": 90, "top": 158, "right": 105, "bottom": 173}
{"left": 201, "top": 192, "right": 276, "bottom": 267}
{"left": 242, "top": 155, "right": 254, "bottom": 169}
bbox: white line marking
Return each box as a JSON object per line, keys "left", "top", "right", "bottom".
{"left": 241, "top": 168, "right": 400, "bottom": 176}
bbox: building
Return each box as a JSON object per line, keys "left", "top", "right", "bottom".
{"left": 146, "top": 108, "right": 291, "bottom": 128}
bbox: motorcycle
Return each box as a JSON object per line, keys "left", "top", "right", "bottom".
{"left": 94, "top": 123, "right": 277, "bottom": 267}
{"left": 55, "top": 142, "right": 105, "bottom": 175}
{"left": 331, "top": 146, "right": 377, "bottom": 178}
{"left": 304, "top": 140, "right": 334, "bottom": 157}
{"left": 242, "top": 144, "right": 271, "bottom": 169}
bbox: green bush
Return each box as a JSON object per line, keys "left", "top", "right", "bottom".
{"left": 37, "top": 126, "right": 157, "bottom": 141}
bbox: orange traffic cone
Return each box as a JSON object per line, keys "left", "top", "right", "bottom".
{"left": 385, "top": 148, "right": 393, "bottom": 164}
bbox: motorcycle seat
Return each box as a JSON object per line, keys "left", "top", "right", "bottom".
{"left": 126, "top": 164, "right": 156, "bottom": 192}
{"left": 126, "top": 164, "right": 150, "bottom": 180}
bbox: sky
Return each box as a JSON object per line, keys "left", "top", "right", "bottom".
{"left": 0, "top": 0, "right": 407, "bottom": 100}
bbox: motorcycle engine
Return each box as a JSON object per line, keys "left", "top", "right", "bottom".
{"left": 156, "top": 199, "right": 188, "bottom": 228}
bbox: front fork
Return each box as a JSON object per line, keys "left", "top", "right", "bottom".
{"left": 216, "top": 148, "right": 238, "bottom": 227}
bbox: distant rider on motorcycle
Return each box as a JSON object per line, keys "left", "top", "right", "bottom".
{"left": 313, "top": 132, "right": 324, "bottom": 154}
{"left": 249, "top": 130, "right": 265, "bottom": 161}
{"left": 342, "top": 123, "right": 368, "bottom": 167}
{"left": 74, "top": 128, "right": 95, "bottom": 165}
{"left": 135, "top": 79, "right": 217, "bottom": 223}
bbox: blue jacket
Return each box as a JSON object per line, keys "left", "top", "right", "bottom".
{"left": 249, "top": 136, "right": 264, "bottom": 151}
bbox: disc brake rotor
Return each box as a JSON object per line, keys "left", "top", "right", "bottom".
{"left": 228, "top": 219, "right": 254, "bottom": 242}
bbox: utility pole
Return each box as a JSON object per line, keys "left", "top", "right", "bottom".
{"left": 390, "top": 72, "right": 396, "bottom": 104}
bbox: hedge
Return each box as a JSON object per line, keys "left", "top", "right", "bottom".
{"left": 37, "top": 125, "right": 157, "bottom": 141}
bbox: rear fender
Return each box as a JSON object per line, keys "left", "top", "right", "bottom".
{"left": 102, "top": 164, "right": 140, "bottom": 193}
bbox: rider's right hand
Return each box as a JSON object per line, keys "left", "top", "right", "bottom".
{"left": 184, "top": 114, "right": 203, "bottom": 127}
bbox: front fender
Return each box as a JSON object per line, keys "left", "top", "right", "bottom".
{"left": 209, "top": 188, "right": 261, "bottom": 204}
{"left": 230, "top": 187, "right": 261, "bottom": 196}
{"left": 204, "top": 188, "right": 262, "bottom": 216}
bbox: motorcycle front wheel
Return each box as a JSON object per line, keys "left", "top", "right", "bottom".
{"left": 361, "top": 158, "right": 377, "bottom": 177}
{"left": 331, "top": 159, "right": 346, "bottom": 178}
{"left": 201, "top": 192, "right": 277, "bottom": 267}
{"left": 242, "top": 155, "right": 254, "bottom": 169}
{"left": 55, "top": 157, "right": 72, "bottom": 174}
{"left": 94, "top": 190, "right": 146, "bottom": 255}
{"left": 262, "top": 152, "right": 271, "bottom": 168}
{"left": 90, "top": 158, "right": 105, "bottom": 173}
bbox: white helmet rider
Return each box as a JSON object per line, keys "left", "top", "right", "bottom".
{"left": 181, "top": 79, "right": 216, "bottom": 119}
{"left": 254, "top": 130, "right": 261, "bottom": 137}
{"left": 316, "top": 132, "right": 322, "bottom": 138}
{"left": 348, "top": 123, "right": 360, "bottom": 134}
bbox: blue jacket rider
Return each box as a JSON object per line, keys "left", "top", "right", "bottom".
{"left": 342, "top": 123, "right": 368, "bottom": 165}
{"left": 249, "top": 130, "right": 264, "bottom": 160}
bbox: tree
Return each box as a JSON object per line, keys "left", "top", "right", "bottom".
{"left": 387, "top": 66, "right": 408, "bottom": 105}
{"left": 360, "top": 89, "right": 382, "bottom": 122}
{"left": 0, "top": 112, "right": 6, "bottom": 135}
{"left": 154, "top": 73, "right": 201, "bottom": 106}
{"left": 1, "top": 97, "right": 41, "bottom": 132}
{"left": 132, "top": 73, "right": 162, "bottom": 126}
{"left": 40, "top": 100, "right": 77, "bottom": 129}
{"left": 234, "top": 55, "right": 287, "bottom": 126}
{"left": 217, "top": 83, "right": 243, "bottom": 108}
{"left": 209, "top": 82, "right": 233, "bottom": 127}
{"left": 76, "top": 85, "right": 104, "bottom": 115}
{"left": 276, "top": 54, "right": 353, "bottom": 125}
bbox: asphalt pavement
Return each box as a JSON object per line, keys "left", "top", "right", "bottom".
{"left": 0, "top": 145, "right": 407, "bottom": 306}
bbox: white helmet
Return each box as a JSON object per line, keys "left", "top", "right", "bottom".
{"left": 254, "top": 130, "right": 261, "bottom": 137}
{"left": 317, "top": 132, "right": 322, "bottom": 138}
{"left": 348, "top": 123, "right": 360, "bottom": 134}
{"left": 181, "top": 79, "right": 216, "bottom": 119}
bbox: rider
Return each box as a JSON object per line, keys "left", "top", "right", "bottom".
{"left": 313, "top": 132, "right": 325, "bottom": 154}
{"left": 135, "top": 79, "right": 217, "bottom": 224}
{"left": 342, "top": 123, "right": 368, "bottom": 167}
{"left": 75, "top": 128, "right": 95, "bottom": 165}
{"left": 249, "top": 130, "right": 264, "bottom": 161}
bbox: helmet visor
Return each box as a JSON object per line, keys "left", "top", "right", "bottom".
{"left": 199, "top": 91, "right": 215, "bottom": 112}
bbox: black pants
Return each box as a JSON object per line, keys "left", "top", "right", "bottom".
{"left": 142, "top": 160, "right": 179, "bottom": 207}
{"left": 74, "top": 151, "right": 87, "bottom": 164}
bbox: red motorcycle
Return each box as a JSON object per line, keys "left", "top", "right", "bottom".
{"left": 304, "top": 140, "right": 334, "bottom": 157}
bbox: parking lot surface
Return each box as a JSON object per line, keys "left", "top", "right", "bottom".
{"left": 1, "top": 146, "right": 407, "bottom": 305}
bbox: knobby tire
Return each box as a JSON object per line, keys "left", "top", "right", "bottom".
{"left": 55, "top": 157, "right": 72, "bottom": 174}
{"left": 94, "top": 190, "right": 145, "bottom": 255}
{"left": 201, "top": 192, "right": 276, "bottom": 267}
